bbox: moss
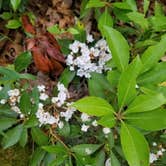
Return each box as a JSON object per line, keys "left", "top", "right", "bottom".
{"left": 0, "top": 145, "right": 31, "bottom": 166}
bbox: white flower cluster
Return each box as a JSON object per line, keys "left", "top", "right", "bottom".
{"left": 37, "top": 85, "right": 49, "bottom": 101}
{"left": 6, "top": 88, "right": 24, "bottom": 118}
{"left": 51, "top": 82, "right": 70, "bottom": 107}
{"left": 66, "top": 35, "right": 112, "bottom": 78}
{"left": 36, "top": 103, "right": 59, "bottom": 126}
{"left": 149, "top": 142, "right": 166, "bottom": 164}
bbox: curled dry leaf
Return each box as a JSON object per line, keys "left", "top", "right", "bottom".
{"left": 22, "top": 15, "right": 65, "bottom": 77}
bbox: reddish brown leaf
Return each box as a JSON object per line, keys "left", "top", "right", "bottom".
{"left": 22, "top": 15, "right": 36, "bottom": 35}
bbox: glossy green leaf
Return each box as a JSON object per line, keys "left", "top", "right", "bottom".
{"left": 86, "top": 0, "right": 106, "bottom": 8}
{"left": 2, "top": 124, "right": 23, "bottom": 149}
{"left": 120, "top": 123, "right": 149, "bottom": 166}
{"left": 138, "top": 62, "right": 166, "bottom": 85}
{"left": 118, "top": 56, "right": 142, "bottom": 108}
{"left": 0, "top": 117, "right": 17, "bottom": 131}
{"left": 126, "top": 109, "right": 166, "bottom": 131}
{"left": 107, "top": 70, "right": 120, "bottom": 87}
{"left": 20, "top": 91, "right": 31, "bottom": 115}
{"left": 59, "top": 67, "right": 75, "bottom": 87}
{"left": 14, "top": 51, "right": 32, "bottom": 72}
{"left": 125, "top": 0, "right": 137, "bottom": 11}
{"left": 10, "top": 0, "right": 21, "bottom": 11}
{"left": 98, "top": 114, "right": 116, "bottom": 128}
{"left": 141, "top": 35, "right": 166, "bottom": 73}
{"left": 24, "top": 115, "right": 39, "bottom": 128}
{"left": 113, "top": 2, "right": 132, "bottom": 10}
{"left": 110, "top": 150, "right": 121, "bottom": 166}
{"left": 71, "top": 144, "right": 102, "bottom": 156}
{"left": 127, "top": 12, "right": 148, "bottom": 30}
{"left": 125, "top": 93, "right": 166, "bottom": 114}
{"left": 73, "top": 96, "right": 115, "bottom": 116}
{"left": 88, "top": 73, "right": 114, "bottom": 100}
{"left": 42, "top": 145, "right": 67, "bottom": 154}
{"left": 104, "top": 26, "right": 129, "bottom": 71}
{"left": 6, "top": 19, "right": 21, "bottom": 29}
{"left": 19, "top": 128, "right": 28, "bottom": 147}
{"left": 98, "top": 7, "right": 113, "bottom": 35}
{"left": 31, "top": 127, "right": 48, "bottom": 145}
{"left": 29, "top": 148, "right": 46, "bottom": 166}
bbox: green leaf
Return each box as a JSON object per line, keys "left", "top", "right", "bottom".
{"left": 94, "top": 150, "right": 105, "bottom": 166}
{"left": 14, "top": 51, "right": 32, "bottom": 72}
{"left": 138, "top": 62, "right": 166, "bottom": 85}
{"left": 88, "top": 73, "right": 114, "bottom": 100}
{"left": 124, "top": 0, "right": 137, "bottom": 11}
{"left": 86, "top": 0, "right": 106, "bottom": 8}
{"left": 98, "top": 114, "right": 116, "bottom": 128}
{"left": 24, "top": 115, "right": 39, "bottom": 128}
{"left": 10, "top": 0, "right": 21, "bottom": 11}
{"left": 29, "top": 148, "right": 46, "bottom": 166}
{"left": 141, "top": 35, "right": 166, "bottom": 73}
{"left": 154, "top": 1, "right": 164, "bottom": 16}
{"left": 0, "top": 12, "right": 12, "bottom": 20}
{"left": 59, "top": 67, "right": 75, "bottom": 87}
{"left": 20, "top": 91, "right": 31, "bottom": 115}
{"left": 73, "top": 96, "right": 115, "bottom": 116}
{"left": 0, "top": 117, "right": 17, "bottom": 131}
{"left": 125, "top": 93, "right": 166, "bottom": 114}
{"left": 110, "top": 150, "right": 121, "bottom": 166}
{"left": 2, "top": 124, "right": 23, "bottom": 149}
{"left": 98, "top": 7, "right": 113, "bottom": 35}
{"left": 120, "top": 123, "right": 149, "bottom": 166}
{"left": 104, "top": 26, "right": 129, "bottom": 71}
{"left": 71, "top": 144, "right": 102, "bottom": 156}
{"left": 6, "top": 19, "right": 21, "bottom": 29}
{"left": 58, "top": 122, "right": 70, "bottom": 137}
{"left": 19, "top": 128, "right": 28, "bottom": 147}
{"left": 47, "top": 24, "right": 61, "bottom": 34}
{"left": 149, "top": 16, "right": 166, "bottom": 31}
{"left": 31, "top": 127, "right": 48, "bottom": 145}
{"left": 42, "top": 145, "right": 67, "bottom": 154}
{"left": 126, "top": 109, "right": 166, "bottom": 131}
{"left": 113, "top": 2, "right": 132, "bottom": 10}
{"left": 118, "top": 56, "right": 142, "bottom": 108}
{"left": 127, "top": 12, "right": 149, "bottom": 30}
{"left": 143, "top": 0, "right": 150, "bottom": 14}
{"left": 107, "top": 70, "right": 120, "bottom": 87}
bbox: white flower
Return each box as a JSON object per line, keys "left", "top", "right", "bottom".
{"left": 69, "top": 40, "right": 80, "bottom": 53}
{"left": 135, "top": 84, "right": 139, "bottom": 89}
{"left": 37, "top": 85, "right": 46, "bottom": 92}
{"left": 81, "top": 124, "right": 90, "bottom": 132}
{"left": 0, "top": 99, "right": 7, "bottom": 104}
{"left": 0, "top": 86, "right": 3, "bottom": 91}
{"left": 157, "top": 150, "right": 163, "bottom": 156}
{"left": 60, "top": 106, "right": 76, "bottom": 121}
{"left": 161, "top": 148, "right": 166, "bottom": 152}
{"left": 150, "top": 153, "right": 158, "bottom": 163}
{"left": 85, "top": 148, "right": 92, "bottom": 155}
{"left": 58, "top": 121, "right": 64, "bottom": 129}
{"left": 39, "top": 93, "right": 49, "bottom": 101}
{"left": 86, "top": 34, "right": 94, "bottom": 43}
{"left": 152, "top": 142, "right": 157, "bottom": 146}
{"left": 92, "top": 120, "right": 98, "bottom": 127}
{"left": 81, "top": 113, "right": 91, "bottom": 122}
{"left": 11, "top": 106, "right": 21, "bottom": 114}
{"left": 36, "top": 108, "right": 59, "bottom": 126}
{"left": 103, "top": 127, "right": 111, "bottom": 135}
{"left": 38, "top": 103, "right": 44, "bottom": 109}
{"left": 105, "top": 158, "right": 111, "bottom": 166}
{"left": 8, "top": 89, "right": 20, "bottom": 97}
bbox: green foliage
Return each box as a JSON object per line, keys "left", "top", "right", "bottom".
{"left": 104, "top": 26, "right": 129, "bottom": 71}
{"left": 14, "top": 51, "right": 32, "bottom": 72}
